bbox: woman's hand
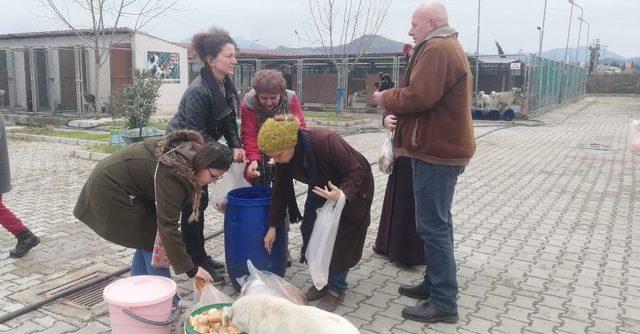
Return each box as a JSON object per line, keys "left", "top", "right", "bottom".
{"left": 264, "top": 227, "right": 276, "bottom": 253}
{"left": 312, "top": 181, "right": 343, "bottom": 202}
{"left": 233, "top": 148, "right": 246, "bottom": 163}
{"left": 384, "top": 115, "right": 397, "bottom": 130}
{"left": 194, "top": 266, "right": 213, "bottom": 282}
{"left": 246, "top": 160, "right": 260, "bottom": 179}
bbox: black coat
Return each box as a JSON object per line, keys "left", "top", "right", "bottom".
{"left": 168, "top": 72, "right": 241, "bottom": 148}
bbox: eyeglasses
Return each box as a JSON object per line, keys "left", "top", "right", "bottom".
{"left": 208, "top": 169, "right": 224, "bottom": 182}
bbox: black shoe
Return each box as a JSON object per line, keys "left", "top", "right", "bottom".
{"left": 203, "top": 255, "right": 225, "bottom": 272}
{"left": 9, "top": 228, "right": 40, "bottom": 258}
{"left": 304, "top": 286, "right": 328, "bottom": 301}
{"left": 399, "top": 283, "right": 430, "bottom": 300}
{"left": 402, "top": 302, "right": 459, "bottom": 324}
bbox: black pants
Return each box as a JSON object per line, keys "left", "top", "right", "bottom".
{"left": 180, "top": 187, "right": 209, "bottom": 264}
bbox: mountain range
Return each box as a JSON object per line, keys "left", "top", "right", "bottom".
{"left": 181, "top": 34, "right": 638, "bottom": 63}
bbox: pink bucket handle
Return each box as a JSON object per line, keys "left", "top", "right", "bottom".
{"left": 122, "top": 307, "right": 179, "bottom": 326}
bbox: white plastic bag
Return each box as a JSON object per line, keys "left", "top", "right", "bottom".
{"left": 631, "top": 120, "right": 640, "bottom": 154}
{"left": 180, "top": 279, "right": 234, "bottom": 328}
{"left": 378, "top": 130, "right": 394, "bottom": 174}
{"left": 210, "top": 162, "right": 251, "bottom": 213}
{"left": 305, "top": 192, "right": 346, "bottom": 290}
{"left": 237, "top": 260, "right": 306, "bottom": 305}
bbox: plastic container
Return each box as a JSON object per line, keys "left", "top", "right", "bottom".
{"left": 103, "top": 275, "right": 177, "bottom": 334}
{"left": 224, "top": 186, "right": 287, "bottom": 291}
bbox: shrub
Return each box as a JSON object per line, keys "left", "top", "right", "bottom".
{"left": 108, "top": 69, "right": 162, "bottom": 130}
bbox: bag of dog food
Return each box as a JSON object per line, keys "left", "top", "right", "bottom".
{"left": 378, "top": 130, "right": 394, "bottom": 174}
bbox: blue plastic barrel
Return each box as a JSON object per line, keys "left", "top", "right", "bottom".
{"left": 224, "top": 186, "right": 287, "bottom": 291}
{"left": 471, "top": 108, "right": 484, "bottom": 120}
{"left": 502, "top": 108, "right": 515, "bottom": 121}
{"left": 488, "top": 110, "right": 501, "bottom": 120}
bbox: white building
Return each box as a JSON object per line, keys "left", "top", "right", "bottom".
{"left": 0, "top": 28, "right": 188, "bottom": 116}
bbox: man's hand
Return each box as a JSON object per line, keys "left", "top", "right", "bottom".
{"left": 312, "top": 181, "right": 343, "bottom": 202}
{"left": 384, "top": 115, "right": 397, "bottom": 130}
{"left": 246, "top": 160, "right": 260, "bottom": 179}
{"left": 233, "top": 148, "right": 246, "bottom": 163}
{"left": 264, "top": 227, "right": 276, "bottom": 253}
{"left": 373, "top": 91, "right": 386, "bottom": 109}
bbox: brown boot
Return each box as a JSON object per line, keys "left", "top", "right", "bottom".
{"left": 317, "top": 291, "right": 345, "bottom": 312}
{"left": 305, "top": 286, "right": 327, "bottom": 301}
{"left": 9, "top": 228, "right": 40, "bottom": 258}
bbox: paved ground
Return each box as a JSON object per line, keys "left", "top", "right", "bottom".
{"left": 1, "top": 96, "right": 639, "bottom": 333}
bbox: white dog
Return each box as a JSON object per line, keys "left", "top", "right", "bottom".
{"left": 223, "top": 294, "right": 359, "bottom": 334}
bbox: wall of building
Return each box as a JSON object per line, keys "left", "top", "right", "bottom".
{"left": 0, "top": 33, "right": 130, "bottom": 112}
{"left": 132, "top": 33, "right": 188, "bottom": 116}
{"left": 587, "top": 73, "right": 640, "bottom": 94}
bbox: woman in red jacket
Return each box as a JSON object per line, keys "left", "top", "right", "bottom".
{"left": 240, "top": 69, "right": 306, "bottom": 186}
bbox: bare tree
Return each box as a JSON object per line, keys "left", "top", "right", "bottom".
{"left": 303, "top": 0, "right": 391, "bottom": 112}
{"left": 40, "top": 0, "right": 177, "bottom": 115}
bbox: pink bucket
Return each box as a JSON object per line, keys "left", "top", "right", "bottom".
{"left": 103, "top": 275, "right": 177, "bottom": 334}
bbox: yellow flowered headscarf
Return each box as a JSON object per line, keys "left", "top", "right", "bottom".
{"left": 258, "top": 117, "right": 300, "bottom": 153}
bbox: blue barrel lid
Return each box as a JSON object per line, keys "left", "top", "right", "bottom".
{"left": 227, "top": 186, "right": 272, "bottom": 206}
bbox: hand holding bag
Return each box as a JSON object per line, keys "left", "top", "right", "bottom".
{"left": 378, "top": 130, "right": 394, "bottom": 174}
{"left": 305, "top": 192, "right": 347, "bottom": 290}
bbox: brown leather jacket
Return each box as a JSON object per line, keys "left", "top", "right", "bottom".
{"left": 381, "top": 26, "right": 476, "bottom": 166}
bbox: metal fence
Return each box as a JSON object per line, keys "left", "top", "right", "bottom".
{"left": 525, "top": 55, "right": 587, "bottom": 111}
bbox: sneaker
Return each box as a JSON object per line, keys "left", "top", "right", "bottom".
{"left": 9, "top": 228, "right": 40, "bottom": 258}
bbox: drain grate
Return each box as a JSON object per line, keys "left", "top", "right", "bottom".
{"left": 40, "top": 271, "right": 118, "bottom": 309}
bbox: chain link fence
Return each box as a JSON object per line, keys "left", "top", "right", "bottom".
{"left": 525, "top": 55, "right": 587, "bottom": 111}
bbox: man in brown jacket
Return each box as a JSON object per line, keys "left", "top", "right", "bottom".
{"left": 374, "top": 1, "right": 475, "bottom": 324}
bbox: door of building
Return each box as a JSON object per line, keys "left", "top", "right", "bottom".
{"left": 110, "top": 44, "right": 132, "bottom": 92}
{"left": 59, "top": 48, "right": 77, "bottom": 111}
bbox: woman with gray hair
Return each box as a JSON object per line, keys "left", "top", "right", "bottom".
{"left": 240, "top": 69, "right": 306, "bottom": 186}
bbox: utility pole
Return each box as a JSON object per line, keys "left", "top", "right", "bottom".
{"left": 474, "top": 0, "right": 481, "bottom": 107}
{"left": 579, "top": 17, "right": 590, "bottom": 65}
{"left": 573, "top": 3, "right": 584, "bottom": 64}
{"left": 538, "top": 0, "right": 548, "bottom": 57}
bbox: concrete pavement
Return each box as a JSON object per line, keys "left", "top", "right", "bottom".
{"left": 0, "top": 95, "right": 639, "bottom": 333}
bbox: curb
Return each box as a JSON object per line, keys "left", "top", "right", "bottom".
{"left": 70, "top": 149, "right": 109, "bottom": 161}
{"left": 7, "top": 132, "right": 110, "bottom": 161}
{"left": 7, "top": 132, "right": 105, "bottom": 146}
{"left": 307, "top": 118, "right": 369, "bottom": 126}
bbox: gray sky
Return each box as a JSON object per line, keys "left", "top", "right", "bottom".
{"left": 3, "top": 0, "right": 639, "bottom": 58}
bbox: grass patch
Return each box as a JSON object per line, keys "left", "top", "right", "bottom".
{"left": 9, "top": 128, "right": 111, "bottom": 142}
{"left": 304, "top": 111, "right": 367, "bottom": 122}
{"left": 84, "top": 144, "right": 123, "bottom": 154}
{"left": 106, "top": 119, "right": 169, "bottom": 130}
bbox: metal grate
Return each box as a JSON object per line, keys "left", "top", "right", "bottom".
{"left": 40, "top": 271, "right": 118, "bottom": 309}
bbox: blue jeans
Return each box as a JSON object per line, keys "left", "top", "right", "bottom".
{"left": 412, "top": 159, "right": 464, "bottom": 313}
{"left": 327, "top": 269, "right": 349, "bottom": 295}
{"left": 131, "top": 249, "right": 171, "bottom": 278}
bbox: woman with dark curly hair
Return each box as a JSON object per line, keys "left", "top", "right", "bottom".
{"left": 167, "top": 27, "right": 244, "bottom": 285}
